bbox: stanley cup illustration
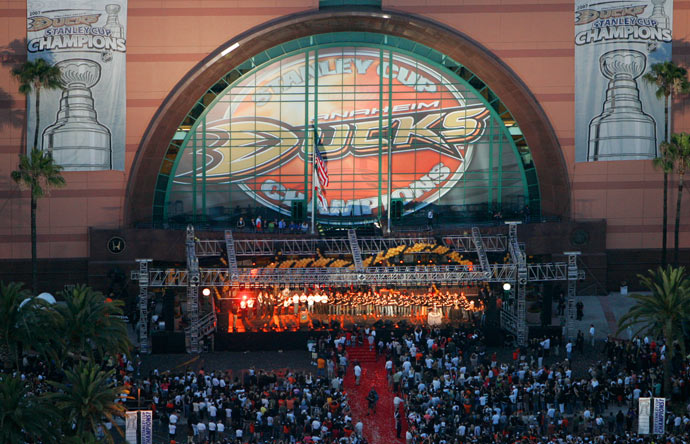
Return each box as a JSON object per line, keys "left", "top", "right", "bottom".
{"left": 104, "top": 4, "right": 124, "bottom": 38}
{"left": 587, "top": 50, "right": 657, "bottom": 161}
{"left": 42, "top": 59, "right": 112, "bottom": 170}
{"left": 650, "top": 0, "right": 669, "bottom": 29}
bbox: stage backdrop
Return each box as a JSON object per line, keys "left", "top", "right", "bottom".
{"left": 25, "top": 0, "right": 127, "bottom": 171}
{"left": 575, "top": 0, "right": 673, "bottom": 162}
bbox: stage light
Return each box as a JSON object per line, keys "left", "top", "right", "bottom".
{"left": 503, "top": 283, "right": 512, "bottom": 291}
{"left": 202, "top": 288, "right": 211, "bottom": 297}
{"left": 242, "top": 294, "right": 248, "bottom": 300}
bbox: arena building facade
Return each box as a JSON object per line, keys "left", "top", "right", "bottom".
{"left": 0, "top": 0, "right": 689, "bottom": 290}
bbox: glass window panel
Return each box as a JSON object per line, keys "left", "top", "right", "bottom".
{"left": 158, "top": 34, "right": 539, "bottom": 225}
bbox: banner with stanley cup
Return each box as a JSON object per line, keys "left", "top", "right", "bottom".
{"left": 575, "top": 0, "right": 673, "bottom": 162}
{"left": 25, "top": 0, "right": 127, "bottom": 171}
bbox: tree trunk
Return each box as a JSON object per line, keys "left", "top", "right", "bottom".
{"left": 0, "top": 341, "right": 11, "bottom": 370}
{"left": 33, "top": 87, "right": 40, "bottom": 150}
{"left": 31, "top": 190, "right": 37, "bottom": 294}
{"left": 674, "top": 170, "right": 685, "bottom": 266}
{"left": 664, "top": 326, "right": 673, "bottom": 398}
{"left": 663, "top": 172, "right": 669, "bottom": 266}
{"left": 662, "top": 94, "right": 670, "bottom": 266}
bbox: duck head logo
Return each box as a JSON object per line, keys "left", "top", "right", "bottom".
{"left": 173, "top": 47, "right": 490, "bottom": 221}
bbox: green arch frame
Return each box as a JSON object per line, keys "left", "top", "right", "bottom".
{"left": 153, "top": 32, "right": 540, "bottom": 225}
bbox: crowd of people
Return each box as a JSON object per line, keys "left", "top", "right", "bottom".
{"left": 7, "top": 320, "right": 690, "bottom": 444}
{"left": 378, "top": 328, "right": 690, "bottom": 444}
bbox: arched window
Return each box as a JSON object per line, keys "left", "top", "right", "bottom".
{"left": 154, "top": 32, "right": 539, "bottom": 227}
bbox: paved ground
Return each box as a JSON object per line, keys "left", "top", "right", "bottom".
{"left": 573, "top": 292, "right": 638, "bottom": 340}
{"left": 139, "top": 350, "right": 313, "bottom": 376}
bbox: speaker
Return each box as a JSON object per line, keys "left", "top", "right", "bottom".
{"left": 291, "top": 200, "right": 305, "bottom": 221}
{"left": 162, "top": 290, "right": 175, "bottom": 331}
{"left": 391, "top": 199, "right": 403, "bottom": 220}
{"left": 541, "top": 291, "right": 553, "bottom": 327}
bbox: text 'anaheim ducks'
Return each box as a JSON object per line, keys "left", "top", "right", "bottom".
{"left": 185, "top": 102, "right": 489, "bottom": 183}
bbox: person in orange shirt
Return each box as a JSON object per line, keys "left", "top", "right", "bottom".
{"left": 316, "top": 357, "right": 326, "bottom": 377}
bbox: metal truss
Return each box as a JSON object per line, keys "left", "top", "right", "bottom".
{"left": 195, "top": 239, "right": 224, "bottom": 257}
{"left": 135, "top": 259, "right": 152, "bottom": 354}
{"left": 224, "top": 230, "right": 238, "bottom": 279}
{"left": 348, "top": 230, "right": 364, "bottom": 272}
{"left": 186, "top": 226, "right": 201, "bottom": 353}
{"left": 140, "top": 262, "right": 574, "bottom": 288}
{"left": 134, "top": 226, "right": 579, "bottom": 353}
{"left": 505, "top": 222, "right": 528, "bottom": 346}
{"left": 192, "top": 232, "right": 507, "bottom": 258}
{"left": 442, "top": 234, "right": 506, "bottom": 252}
{"left": 471, "top": 227, "right": 491, "bottom": 278}
{"left": 564, "top": 252, "right": 581, "bottom": 341}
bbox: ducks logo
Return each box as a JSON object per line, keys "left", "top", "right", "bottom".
{"left": 173, "top": 47, "right": 491, "bottom": 219}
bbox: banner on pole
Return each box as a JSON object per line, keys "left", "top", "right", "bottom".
{"left": 25, "top": 0, "right": 127, "bottom": 170}
{"left": 653, "top": 397, "right": 666, "bottom": 434}
{"left": 574, "top": 0, "right": 673, "bottom": 162}
{"left": 638, "top": 397, "right": 651, "bottom": 434}
{"left": 140, "top": 410, "right": 153, "bottom": 444}
{"left": 124, "top": 411, "right": 137, "bottom": 444}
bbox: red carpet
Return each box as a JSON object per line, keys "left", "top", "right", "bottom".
{"left": 343, "top": 346, "right": 406, "bottom": 444}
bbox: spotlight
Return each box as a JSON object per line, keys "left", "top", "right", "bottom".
{"left": 202, "top": 288, "right": 211, "bottom": 297}
{"left": 503, "top": 283, "right": 512, "bottom": 291}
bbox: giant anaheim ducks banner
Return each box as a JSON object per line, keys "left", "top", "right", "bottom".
{"left": 575, "top": 0, "right": 672, "bottom": 162}
{"left": 170, "top": 47, "right": 525, "bottom": 221}
{"left": 25, "top": 0, "right": 127, "bottom": 170}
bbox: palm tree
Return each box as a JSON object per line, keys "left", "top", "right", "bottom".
{"left": 617, "top": 266, "right": 690, "bottom": 397}
{"left": 54, "top": 284, "right": 131, "bottom": 361}
{"left": 0, "top": 376, "right": 57, "bottom": 444}
{"left": 661, "top": 132, "right": 690, "bottom": 266}
{"left": 48, "top": 361, "right": 126, "bottom": 443}
{"left": 11, "top": 149, "right": 65, "bottom": 293}
{"left": 643, "top": 62, "right": 690, "bottom": 266}
{"left": 0, "top": 281, "right": 48, "bottom": 370}
{"left": 11, "top": 58, "right": 62, "bottom": 151}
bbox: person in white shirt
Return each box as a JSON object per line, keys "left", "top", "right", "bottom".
{"left": 216, "top": 422, "right": 225, "bottom": 439}
{"left": 208, "top": 403, "right": 217, "bottom": 419}
{"left": 196, "top": 421, "right": 206, "bottom": 441}
{"left": 208, "top": 421, "right": 217, "bottom": 442}
{"left": 589, "top": 324, "right": 596, "bottom": 347}
{"left": 354, "top": 364, "right": 362, "bottom": 385}
{"left": 394, "top": 395, "right": 404, "bottom": 411}
{"left": 169, "top": 411, "right": 178, "bottom": 425}
{"left": 168, "top": 423, "right": 176, "bottom": 440}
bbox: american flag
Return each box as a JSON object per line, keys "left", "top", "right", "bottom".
{"left": 313, "top": 125, "right": 329, "bottom": 208}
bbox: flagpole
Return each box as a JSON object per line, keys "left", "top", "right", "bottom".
{"left": 311, "top": 49, "right": 319, "bottom": 235}
{"left": 311, "top": 144, "right": 317, "bottom": 234}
